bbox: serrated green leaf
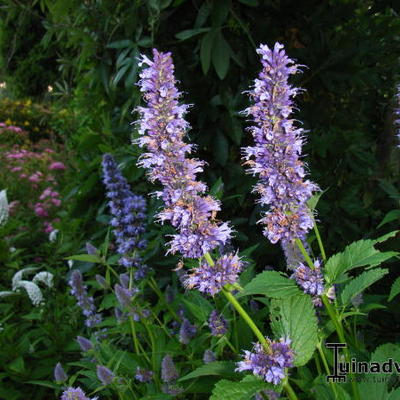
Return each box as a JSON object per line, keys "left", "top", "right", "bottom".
{"left": 388, "top": 276, "right": 400, "bottom": 302}
{"left": 179, "top": 361, "right": 236, "bottom": 381}
{"left": 212, "top": 34, "right": 230, "bottom": 79}
{"left": 340, "top": 268, "right": 388, "bottom": 306}
{"left": 200, "top": 31, "right": 215, "bottom": 74}
{"left": 175, "top": 27, "right": 210, "bottom": 40}
{"left": 210, "top": 378, "right": 266, "bottom": 400}
{"left": 270, "top": 294, "right": 318, "bottom": 367}
{"left": 325, "top": 234, "right": 397, "bottom": 284}
{"left": 237, "top": 271, "right": 301, "bottom": 299}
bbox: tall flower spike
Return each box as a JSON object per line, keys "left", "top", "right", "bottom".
{"left": 102, "top": 154, "right": 148, "bottom": 279}
{"left": 208, "top": 310, "right": 228, "bottom": 336}
{"left": 395, "top": 84, "right": 400, "bottom": 147}
{"left": 242, "top": 43, "right": 318, "bottom": 245}
{"left": 61, "top": 387, "right": 97, "bottom": 400}
{"left": 135, "top": 49, "right": 232, "bottom": 258}
{"left": 69, "top": 270, "right": 102, "bottom": 328}
{"left": 161, "top": 355, "right": 179, "bottom": 383}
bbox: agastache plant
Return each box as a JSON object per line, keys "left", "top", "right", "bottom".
{"left": 102, "top": 153, "right": 148, "bottom": 280}
{"left": 135, "top": 48, "right": 296, "bottom": 393}
{"left": 242, "top": 42, "right": 318, "bottom": 247}
{"left": 135, "top": 49, "right": 232, "bottom": 259}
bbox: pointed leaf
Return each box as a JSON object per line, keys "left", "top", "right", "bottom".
{"left": 340, "top": 268, "right": 388, "bottom": 307}
{"left": 179, "top": 361, "right": 236, "bottom": 381}
{"left": 388, "top": 276, "right": 400, "bottom": 302}
{"left": 270, "top": 294, "right": 318, "bottom": 367}
{"left": 237, "top": 271, "right": 301, "bottom": 299}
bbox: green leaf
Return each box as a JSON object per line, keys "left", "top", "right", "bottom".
{"left": 212, "top": 34, "right": 230, "bottom": 79}
{"left": 340, "top": 268, "right": 389, "bottom": 307}
{"left": 179, "top": 361, "right": 236, "bottom": 381}
{"left": 325, "top": 234, "right": 398, "bottom": 284}
{"left": 307, "top": 190, "right": 326, "bottom": 211}
{"left": 65, "top": 254, "right": 102, "bottom": 263}
{"left": 377, "top": 210, "right": 400, "bottom": 228}
{"left": 210, "top": 377, "right": 268, "bottom": 400}
{"left": 270, "top": 294, "right": 318, "bottom": 367}
{"left": 175, "top": 27, "right": 210, "bottom": 40}
{"left": 388, "top": 276, "right": 400, "bottom": 302}
{"left": 200, "top": 31, "right": 215, "bottom": 74}
{"left": 9, "top": 356, "right": 25, "bottom": 373}
{"left": 237, "top": 271, "right": 301, "bottom": 299}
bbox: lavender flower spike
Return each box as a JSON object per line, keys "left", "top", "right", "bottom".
{"left": 242, "top": 43, "right": 318, "bottom": 245}
{"left": 208, "top": 310, "right": 228, "bottom": 336}
{"left": 179, "top": 318, "right": 197, "bottom": 344}
{"left": 96, "top": 365, "right": 115, "bottom": 385}
{"left": 76, "top": 336, "right": 93, "bottom": 352}
{"left": 54, "top": 362, "right": 68, "bottom": 383}
{"left": 236, "top": 337, "right": 294, "bottom": 385}
{"left": 102, "top": 154, "right": 148, "bottom": 279}
{"left": 395, "top": 84, "right": 400, "bottom": 146}
{"left": 61, "top": 387, "right": 97, "bottom": 400}
{"left": 69, "top": 270, "right": 102, "bottom": 328}
{"left": 135, "top": 49, "right": 232, "bottom": 259}
{"left": 161, "top": 355, "right": 179, "bottom": 383}
{"left": 291, "top": 259, "right": 324, "bottom": 297}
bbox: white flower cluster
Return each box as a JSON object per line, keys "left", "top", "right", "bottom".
{"left": 0, "top": 189, "right": 9, "bottom": 226}
{"left": 0, "top": 267, "right": 54, "bottom": 307}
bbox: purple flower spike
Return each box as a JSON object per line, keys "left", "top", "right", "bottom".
{"left": 114, "top": 283, "right": 137, "bottom": 309}
{"left": 54, "top": 362, "right": 68, "bottom": 383}
{"left": 102, "top": 154, "right": 149, "bottom": 278}
{"left": 135, "top": 49, "right": 232, "bottom": 259}
{"left": 96, "top": 365, "right": 115, "bottom": 385}
{"left": 76, "top": 336, "right": 93, "bottom": 352}
{"left": 179, "top": 318, "right": 197, "bottom": 344}
{"left": 69, "top": 270, "right": 102, "bottom": 328}
{"left": 183, "top": 252, "right": 243, "bottom": 296}
{"left": 242, "top": 42, "right": 318, "bottom": 245}
{"left": 395, "top": 84, "right": 400, "bottom": 146}
{"left": 61, "top": 387, "right": 97, "bottom": 400}
{"left": 236, "top": 337, "right": 294, "bottom": 385}
{"left": 291, "top": 260, "right": 324, "bottom": 297}
{"left": 208, "top": 310, "right": 228, "bottom": 336}
{"left": 203, "top": 349, "right": 216, "bottom": 364}
{"left": 161, "top": 355, "right": 179, "bottom": 383}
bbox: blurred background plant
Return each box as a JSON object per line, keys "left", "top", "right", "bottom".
{"left": 0, "top": 0, "right": 399, "bottom": 399}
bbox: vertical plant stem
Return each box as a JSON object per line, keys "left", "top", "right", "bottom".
{"left": 317, "top": 342, "right": 338, "bottom": 398}
{"left": 322, "top": 295, "right": 360, "bottom": 400}
{"left": 222, "top": 288, "right": 269, "bottom": 351}
{"left": 295, "top": 238, "right": 315, "bottom": 269}
{"left": 313, "top": 222, "right": 326, "bottom": 262}
{"left": 282, "top": 377, "right": 299, "bottom": 400}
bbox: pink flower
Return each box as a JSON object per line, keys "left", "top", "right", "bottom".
{"left": 11, "top": 166, "right": 22, "bottom": 172}
{"left": 29, "top": 174, "right": 41, "bottom": 183}
{"left": 19, "top": 173, "right": 27, "bottom": 179}
{"left": 51, "top": 198, "right": 61, "bottom": 207}
{"left": 34, "top": 205, "right": 48, "bottom": 218}
{"left": 44, "top": 222, "right": 54, "bottom": 233}
{"left": 49, "top": 162, "right": 65, "bottom": 170}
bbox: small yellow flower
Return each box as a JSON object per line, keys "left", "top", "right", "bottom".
{"left": 5, "top": 118, "right": 11, "bottom": 125}
{"left": 25, "top": 99, "right": 32, "bottom": 106}
{"left": 24, "top": 121, "right": 30, "bottom": 126}
{"left": 33, "top": 127, "right": 39, "bottom": 132}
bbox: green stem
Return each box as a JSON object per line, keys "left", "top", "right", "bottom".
{"left": 204, "top": 253, "right": 270, "bottom": 351}
{"left": 313, "top": 222, "right": 326, "bottom": 262}
{"left": 282, "top": 378, "right": 299, "bottom": 400}
{"left": 222, "top": 288, "right": 269, "bottom": 351}
{"left": 149, "top": 276, "right": 181, "bottom": 321}
{"left": 295, "top": 238, "right": 315, "bottom": 270}
{"left": 317, "top": 342, "right": 338, "bottom": 398}
{"left": 322, "top": 295, "right": 360, "bottom": 400}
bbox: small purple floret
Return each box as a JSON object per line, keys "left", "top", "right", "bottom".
{"left": 291, "top": 260, "right": 324, "bottom": 297}
{"left": 183, "top": 252, "right": 243, "bottom": 296}
{"left": 179, "top": 318, "right": 197, "bottom": 344}
{"left": 236, "top": 337, "right": 294, "bottom": 385}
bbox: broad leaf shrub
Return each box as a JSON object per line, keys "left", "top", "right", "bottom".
{"left": 48, "top": 45, "right": 400, "bottom": 400}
